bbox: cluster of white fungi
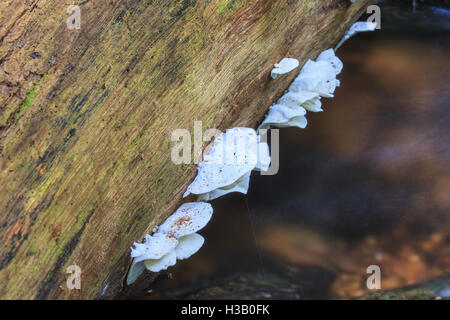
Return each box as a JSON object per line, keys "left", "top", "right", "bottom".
{"left": 127, "top": 22, "right": 375, "bottom": 285}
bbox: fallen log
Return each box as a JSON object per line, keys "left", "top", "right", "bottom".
{"left": 0, "top": 0, "right": 373, "bottom": 299}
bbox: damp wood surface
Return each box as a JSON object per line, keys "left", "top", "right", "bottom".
{"left": 0, "top": 0, "right": 373, "bottom": 299}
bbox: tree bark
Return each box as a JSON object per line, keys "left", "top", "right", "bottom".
{"left": 0, "top": 0, "right": 373, "bottom": 299}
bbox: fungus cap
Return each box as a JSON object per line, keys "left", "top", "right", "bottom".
{"left": 175, "top": 233, "right": 205, "bottom": 260}
{"left": 347, "top": 21, "right": 377, "bottom": 36}
{"left": 271, "top": 58, "right": 299, "bottom": 79}
{"left": 259, "top": 104, "right": 308, "bottom": 130}
{"left": 336, "top": 21, "right": 377, "bottom": 50}
{"left": 316, "top": 49, "right": 343, "bottom": 75}
{"left": 126, "top": 261, "right": 146, "bottom": 285}
{"left": 158, "top": 202, "right": 213, "bottom": 238}
{"left": 255, "top": 141, "right": 271, "bottom": 171}
{"left": 279, "top": 90, "right": 320, "bottom": 108}
{"left": 144, "top": 250, "right": 177, "bottom": 272}
{"left": 291, "top": 60, "right": 339, "bottom": 98}
{"left": 197, "top": 171, "right": 251, "bottom": 201}
{"left": 184, "top": 128, "right": 260, "bottom": 196}
{"left": 301, "top": 96, "right": 323, "bottom": 112}
{"left": 131, "top": 232, "right": 178, "bottom": 263}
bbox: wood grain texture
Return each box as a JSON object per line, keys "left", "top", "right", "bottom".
{"left": 0, "top": 0, "right": 373, "bottom": 299}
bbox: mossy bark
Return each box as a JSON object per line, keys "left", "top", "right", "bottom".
{"left": 0, "top": 0, "right": 373, "bottom": 299}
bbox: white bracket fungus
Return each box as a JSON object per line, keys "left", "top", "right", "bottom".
{"left": 270, "top": 58, "right": 299, "bottom": 79}
{"left": 184, "top": 127, "right": 271, "bottom": 200}
{"left": 258, "top": 104, "right": 307, "bottom": 130}
{"left": 175, "top": 233, "right": 205, "bottom": 260}
{"left": 130, "top": 233, "right": 178, "bottom": 263}
{"left": 290, "top": 60, "right": 340, "bottom": 98}
{"left": 336, "top": 21, "right": 377, "bottom": 50}
{"left": 128, "top": 49, "right": 347, "bottom": 287}
{"left": 158, "top": 202, "right": 213, "bottom": 238}
{"left": 316, "top": 49, "right": 344, "bottom": 75}
{"left": 198, "top": 171, "right": 251, "bottom": 201}
{"left": 127, "top": 202, "right": 213, "bottom": 285}
{"left": 260, "top": 49, "right": 342, "bottom": 131}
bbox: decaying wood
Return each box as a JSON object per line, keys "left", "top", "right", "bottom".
{"left": 0, "top": 0, "right": 373, "bottom": 299}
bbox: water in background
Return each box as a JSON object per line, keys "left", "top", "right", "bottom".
{"left": 144, "top": 1, "right": 450, "bottom": 299}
